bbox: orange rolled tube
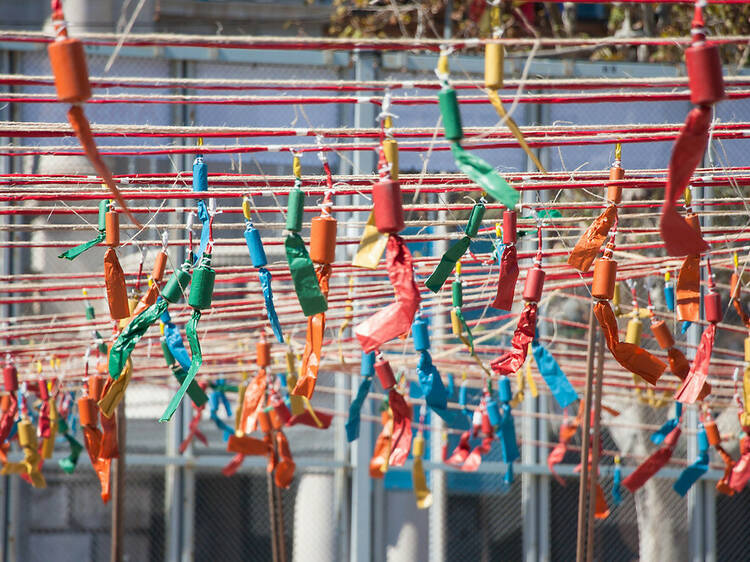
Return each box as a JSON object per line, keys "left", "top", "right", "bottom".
{"left": 104, "top": 248, "right": 130, "bottom": 320}
{"left": 650, "top": 320, "right": 675, "bottom": 350}
{"left": 105, "top": 211, "right": 119, "bottom": 247}
{"left": 592, "top": 258, "right": 617, "bottom": 301}
{"left": 704, "top": 420, "right": 721, "bottom": 446}
{"left": 256, "top": 339, "right": 271, "bottom": 368}
{"left": 309, "top": 215, "right": 337, "bottom": 265}
{"left": 685, "top": 213, "right": 701, "bottom": 236}
{"left": 151, "top": 251, "right": 168, "bottom": 283}
{"left": 257, "top": 410, "right": 272, "bottom": 434}
{"left": 78, "top": 397, "right": 99, "bottom": 427}
{"left": 88, "top": 375, "right": 105, "bottom": 401}
{"left": 607, "top": 165, "right": 624, "bottom": 204}
{"left": 48, "top": 38, "right": 92, "bottom": 104}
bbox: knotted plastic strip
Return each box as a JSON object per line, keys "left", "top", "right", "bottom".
{"left": 346, "top": 351, "right": 374, "bottom": 442}
{"left": 436, "top": 53, "right": 519, "bottom": 210}
{"left": 355, "top": 235, "right": 421, "bottom": 353}
{"left": 622, "top": 425, "right": 681, "bottom": 493}
{"left": 1, "top": 419, "right": 46, "bottom": 488}
{"left": 412, "top": 432, "right": 433, "bottom": 509}
{"left": 59, "top": 199, "right": 108, "bottom": 260}
{"left": 426, "top": 201, "right": 484, "bottom": 292}
{"left": 413, "top": 317, "right": 453, "bottom": 423}
{"left": 594, "top": 300, "right": 666, "bottom": 385}
{"left": 292, "top": 264, "right": 330, "bottom": 399}
{"left": 531, "top": 337, "right": 578, "bottom": 409}
{"left": 491, "top": 302, "right": 537, "bottom": 376}
{"left": 160, "top": 252, "right": 215, "bottom": 422}
{"left": 492, "top": 213, "right": 519, "bottom": 311}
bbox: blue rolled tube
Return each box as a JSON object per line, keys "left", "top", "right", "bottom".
{"left": 412, "top": 317, "right": 430, "bottom": 352}
{"left": 244, "top": 223, "right": 268, "bottom": 268}
{"left": 192, "top": 156, "right": 208, "bottom": 192}
{"left": 486, "top": 398, "right": 502, "bottom": 426}
{"left": 361, "top": 351, "right": 376, "bottom": 377}
{"left": 498, "top": 376, "right": 512, "bottom": 403}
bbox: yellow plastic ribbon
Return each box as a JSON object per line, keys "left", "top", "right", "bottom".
{"left": 352, "top": 212, "right": 388, "bottom": 269}
{"left": 98, "top": 359, "right": 133, "bottom": 417}
{"left": 741, "top": 366, "right": 750, "bottom": 427}
{"left": 2, "top": 419, "right": 46, "bottom": 488}
{"left": 412, "top": 433, "right": 433, "bottom": 509}
{"left": 487, "top": 90, "right": 546, "bottom": 173}
{"left": 285, "top": 348, "right": 306, "bottom": 416}
{"left": 42, "top": 395, "right": 59, "bottom": 459}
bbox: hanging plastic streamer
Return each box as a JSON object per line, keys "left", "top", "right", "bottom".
{"left": 160, "top": 250, "right": 215, "bottom": 422}
{"left": 673, "top": 423, "right": 710, "bottom": 496}
{"left": 242, "top": 197, "right": 283, "bottom": 343}
{"left": 651, "top": 403, "right": 683, "bottom": 445}
{"left": 293, "top": 171, "right": 335, "bottom": 399}
{"left": 78, "top": 377, "right": 111, "bottom": 502}
{"left": 493, "top": 211, "right": 519, "bottom": 311}
{"left": 660, "top": 4, "right": 721, "bottom": 256}
{"left": 675, "top": 258, "right": 720, "bottom": 404}
{"left": 701, "top": 412, "right": 735, "bottom": 495}
{"left": 730, "top": 255, "right": 750, "bottom": 328}
{"left": 192, "top": 147, "right": 211, "bottom": 262}
{"left": 412, "top": 316, "right": 453, "bottom": 423}
{"left": 370, "top": 409, "right": 392, "bottom": 479}
{"left": 355, "top": 235, "right": 421, "bottom": 353}
{"left": 436, "top": 51, "right": 519, "bottom": 211}
{"left": 180, "top": 383, "right": 209, "bottom": 453}
{"left": 162, "top": 311, "right": 192, "bottom": 371}
{"left": 373, "top": 356, "right": 413, "bottom": 467}
{"left": 568, "top": 144, "right": 623, "bottom": 273}
{"left": 548, "top": 411, "right": 581, "bottom": 485}
{"left": 729, "top": 434, "right": 750, "bottom": 492}
{"left": 412, "top": 427, "right": 433, "bottom": 509}
{"left": 483, "top": 8, "right": 546, "bottom": 174}
{"left": 159, "top": 319, "right": 208, "bottom": 408}
{"left": 58, "top": 417, "right": 83, "bottom": 474}
{"left": 346, "top": 351, "right": 374, "bottom": 442}
{"left": 492, "top": 303, "right": 537, "bottom": 376}
{"left": 426, "top": 200, "right": 485, "bottom": 292}
{"left": 622, "top": 426, "right": 681, "bottom": 493}
{"left": 1, "top": 419, "right": 45, "bottom": 488}
{"left": 209, "top": 386, "right": 234, "bottom": 440}
{"left": 47, "top": 1, "right": 139, "bottom": 227}
{"left": 676, "top": 192, "right": 702, "bottom": 324}
{"left": 285, "top": 155, "right": 327, "bottom": 317}
{"left": 0, "top": 360, "right": 19, "bottom": 446}
{"left": 496, "top": 377, "right": 520, "bottom": 483}
{"left": 449, "top": 263, "right": 477, "bottom": 356}
{"left": 532, "top": 336, "right": 578, "bottom": 409}
{"left": 612, "top": 456, "right": 623, "bottom": 505}
{"left": 102, "top": 207, "right": 129, "bottom": 322}
{"left": 353, "top": 98, "right": 398, "bottom": 269}
{"left": 59, "top": 199, "right": 108, "bottom": 260}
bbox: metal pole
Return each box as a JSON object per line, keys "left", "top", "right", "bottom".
{"left": 575, "top": 306, "right": 597, "bottom": 562}
{"left": 349, "top": 49, "right": 378, "bottom": 562}
{"left": 586, "top": 332, "right": 605, "bottom": 562}
{"left": 267, "top": 470, "right": 279, "bottom": 562}
{"left": 110, "top": 400, "right": 126, "bottom": 562}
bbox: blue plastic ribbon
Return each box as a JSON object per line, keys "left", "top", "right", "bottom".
{"left": 612, "top": 462, "right": 623, "bottom": 505}
{"left": 209, "top": 391, "right": 234, "bottom": 441}
{"left": 499, "top": 402, "right": 520, "bottom": 467}
{"left": 651, "top": 402, "right": 682, "bottom": 445}
{"left": 346, "top": 352, "right": 375, "bottom": 442}
{"left": 673, "top": 424, "right": 709, "bottom": 496}
{"left": 446, "top": 373, "right": 455, "bottom": 398}
{"left": 681, "top": 321, "right": 692, "bottom": 335}
{"left": 164, "top": 318, "right": 192, "bottom": 371}
{"left": 458, "top": 378, "right": 470, "bottom": 419}
{"left": 259, "top": 268, "right": 283, "bottom": 344}
{"left": 416, "top": 351, "right": 454, "bottom": 423}
{"left": 532, "top": 338, "right": 578, "bottom": 409}
{"left": 196, "top": 200, "right": 210, "bottom": 262}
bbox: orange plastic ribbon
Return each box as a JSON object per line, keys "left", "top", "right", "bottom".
{"left": 99, "top": 411, "right": 119, "bottom": 459}
{"left": 240, "top": 369, "right": 267, "bottom": 434}
{"left": 293, "top": 264, "right": 330, "bottom": 398}
{"left": 676, "top": 255, "right": 700, "bottom": 323}
{"left": 594, "top": 301, "right": 666, "bottom": 385}
{"left": 568, "top": 205, "right": 617, "bottom": 273}
{"left": 370, "top": 410, "right": 392, "bottom": 478}
{"left": 274, "top": 431, "right": 295, "bottom": 489}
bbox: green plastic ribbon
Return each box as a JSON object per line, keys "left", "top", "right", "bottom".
{"left": 450, "top": 143, "right": 519, "bottom": 210}
{"left": 57, "top": 419, "right": 83, "bottom": 474}
{"left": 425, "top": 236, "right": 470, "bottom": 293}
{"left": 109, "top": 298, "right": 169, "bottom": 379}
{"left": 160, "top": 309, "right": 202, "bottom": 422}
{"left": 58, "top": 200, "right": 108, "bottom": 260}
{"left": 285, "top": 233, "right": 327, "bottom": 317}
{"left": 172, "top": 365, "right": 209, "bottom": 408}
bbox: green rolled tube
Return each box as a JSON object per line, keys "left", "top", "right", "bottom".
{"left": 189, "top": 257, "right": 215, "bottom": 310}
{"left": 452, "top": 280, "right": 463, "bottom": 308}
{"left": 162, "top": 266, "right": 191, "bottom": 304}
{"left": 465, "top": 202, "right": 486, "bottom": 238}
{"left": 286, "top": 188, "right": 305, "bottom": 232}
{"left": 98, "top": 200, "right": 108, "bottom": 231}
{"left": 438, "top": 87, "right": 463, "bottom": 141}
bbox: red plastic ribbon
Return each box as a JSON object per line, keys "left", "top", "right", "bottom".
{"left": 355, "top": 235, "right": 420, "bottom": 353}
{"left": 594, "top": 300, "right": 666, "bottom": 385}
{"left": 622, "top": 426, "right": 681, "bottom": 493}
{"left": 0, "top": 395, "right": 18, "bottom": 445}
{"left": 568, "top": 205, "right": 617, "bottom": 273}
{"left": 674, "top": 323, "right": 715, "bottom": 404}
{"left": 446, "top": 431, "right": 472, "bottom": 466}
{"left": 548, "top": 419, "right": 580, "bottom": 485}
{"left": 179, "top": 400, "right": 208, "bottom": 454}
{"left": 491, "top": 302, "right": 537, "bottom": 376}
{"left": 388, "top": 389, "right": 413, "bottom": 467}
{"left": 660, "top": 106, "right": 711, "bottom": 256}
{"left": 729, "top": 436, "right": 750, "bottom": 492}
{"left": 492, "top": 244, "right": 519, "bottom": 310}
